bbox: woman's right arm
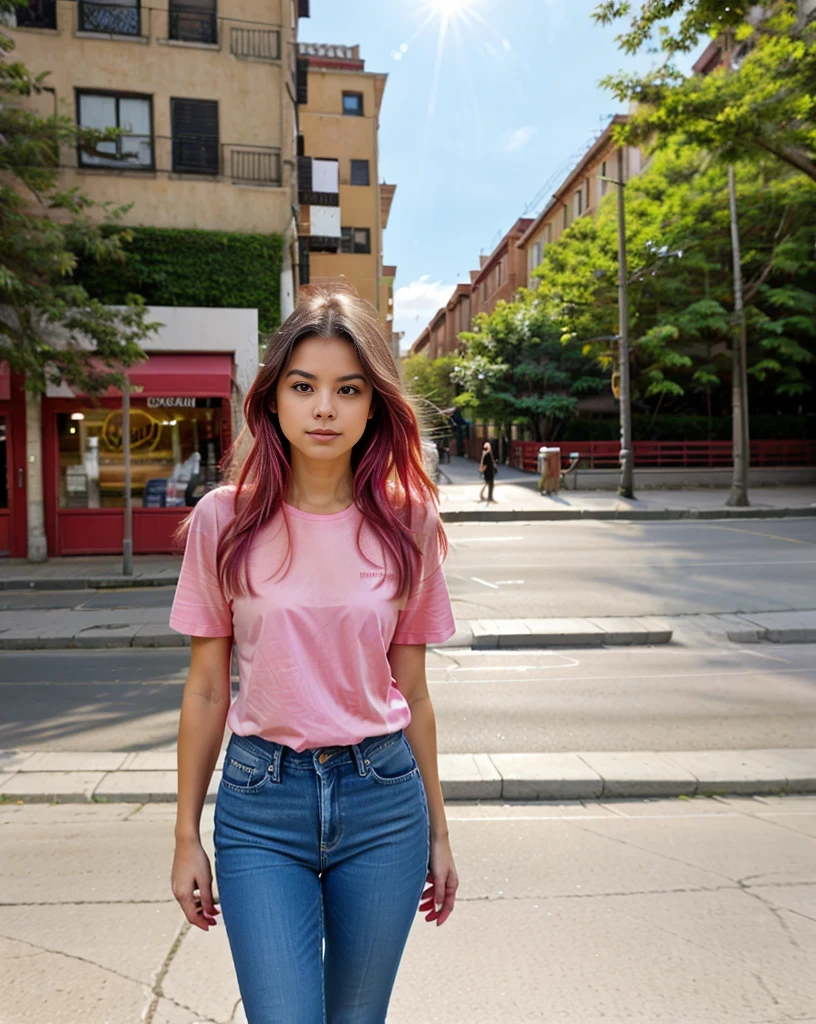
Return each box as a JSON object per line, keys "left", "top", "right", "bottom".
{"left": 171, "top": 634, "right": 233, "bottom": 931}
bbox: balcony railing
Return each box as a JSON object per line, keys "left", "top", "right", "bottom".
{"left": 78, "top": 133, "right": 153, "bottom": 170}
{"left": 168, "top": 4, "right": 217, "bottom": 44}
{"left": 230, "top": 26, "right": 280, "bottom": 60}
{"left": 227, "top": 145, "right": 281, "bottom": 185}
{"left": 78, "top": 0, "right": 141, "bottom": 35}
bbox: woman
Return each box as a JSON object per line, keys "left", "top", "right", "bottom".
{"left": 169, "top": 288, "right": 459, "bottom": 1024}
{"left": 478, "top": 440, "right": 496, "bottom": 502}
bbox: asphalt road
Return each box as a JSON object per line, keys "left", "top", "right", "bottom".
{"left": 2, "top": 640, "right": 815, "bottom": 754}
{"left": 1, "top": 517, "right": 814, "bottom": 619}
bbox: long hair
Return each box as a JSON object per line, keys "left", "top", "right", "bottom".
{"left": 210, "top": 286, "right": 446, "bottom": 599}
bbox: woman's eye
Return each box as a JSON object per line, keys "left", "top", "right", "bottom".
{"left": 292, "top": 382, "right": 312, "bottom": 393}
{"left": 339, "top": 385, "right": 359, "bottom": 395}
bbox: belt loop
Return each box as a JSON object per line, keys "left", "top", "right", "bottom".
{"left": 350, "top": 742, "right": 368, "bottom": 777}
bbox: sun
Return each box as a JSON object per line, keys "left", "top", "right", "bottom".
{"left": 424, "top": 0, "right": 476, "bottom": 22}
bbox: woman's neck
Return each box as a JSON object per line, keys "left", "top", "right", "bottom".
{"left": 286, "top": 452, "right": 355, "bottom": 514}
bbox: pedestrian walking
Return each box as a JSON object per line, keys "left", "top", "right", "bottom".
{"left": 478, "top": 440, "right": 496, "bottom": 502}
{"left": 169, "top": 287, "right": 459, "bottom": 1024}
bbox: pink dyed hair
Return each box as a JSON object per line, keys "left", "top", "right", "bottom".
{"left": 206, "top": 286, "right": 446, "bottom": 598}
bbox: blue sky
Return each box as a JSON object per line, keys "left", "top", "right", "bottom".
{"left": 300, "top": 0, "right": 663, "bottom": 350}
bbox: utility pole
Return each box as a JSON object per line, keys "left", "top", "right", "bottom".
{"left": 616, "top": 146, "right": 634, "bottom": 498}
{"left": 726, "top": 163, "right": 750, "bottom": 506}
{"left": 122, "top": 373, "right": 133, "bottom": 575}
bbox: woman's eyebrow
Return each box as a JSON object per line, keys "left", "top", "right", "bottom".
{"left": 285, "top": 369, "right": 367, "bottom": 383}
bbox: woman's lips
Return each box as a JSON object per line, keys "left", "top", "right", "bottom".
{"left": 307, "top": 431, "right": 340, "bottom": 440}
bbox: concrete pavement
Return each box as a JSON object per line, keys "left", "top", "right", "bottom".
{"left": 2, "top": 745, "right": 815, "bottom": 803}
{"left": 4, "top": 795, "right": 815, "bottom": 1023}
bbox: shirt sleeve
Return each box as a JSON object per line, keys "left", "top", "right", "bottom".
{"left": 169, "top": 488, "right": 234, "bottom": 637}
{"left": 391, "top": 498, "right": 456, "bottom": 646}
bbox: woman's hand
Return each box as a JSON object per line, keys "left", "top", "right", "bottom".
{"left": 420, "top": 834, "right": 459, "bottom": 927}
{"left": 171, "top": 836, "right": 221, "bottom": 931}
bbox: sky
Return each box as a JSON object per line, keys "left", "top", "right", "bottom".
{"left": 299, "top": 0, "right": 664, "bottom": 352}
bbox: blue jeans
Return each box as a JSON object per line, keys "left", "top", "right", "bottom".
{"left": 213, "top": 727, "right": 430, "bottom": 1024}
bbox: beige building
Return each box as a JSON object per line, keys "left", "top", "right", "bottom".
{"left": 295, "top": 42, "right": 397, "bottom": 322}
{"left": 5, "top": 0, "right": 308, "bottom": 315}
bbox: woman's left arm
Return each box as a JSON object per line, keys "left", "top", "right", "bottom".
{"left": 388, "top": 642, "right": 459, "bottom": 927}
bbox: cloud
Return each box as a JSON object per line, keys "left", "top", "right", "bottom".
{"left": 393, "top": 277, "right": 457, "bottom": 351}
{"left": 501, "top": 125, "right": 535, "bottom": 152}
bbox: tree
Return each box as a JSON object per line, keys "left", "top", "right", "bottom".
{"left": 400, "top": 353, "right": 459, "bottom": 439}
{"left": 541, "top": 142, "right": 815, "bottom": 421}
{"left": 593, "top": 2, "right": 816, "bottom": 182}
{"left": 453, "top": 294, "right": 608, "bottom": 442}
{"left": 1, "top": 0, "right": 158, "bottom": 394}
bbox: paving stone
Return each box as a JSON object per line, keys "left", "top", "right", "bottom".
{"left": 586, "top": 617, "right": 651, "bottom": 645}
{"left": 489, "top": 752, "right": 604, "bottom": 799}
{"left": 660, "top": 750, "right": 788, "bottom": 795}
{"left": 0, "top": 771, "right": 105, "bottom": 802}
{"left": 738, "top": 610, "right": 816, "bottom": 644}
{"left": 13, "top": 751, "right": 129, "bottom": 772}
{"left": 744, "top": 748, "right": 816, "bottom": 792}
{"left": 71, "top": 623, "right": 142, "bottom": 647}
{"left": 521, "top": 618, "right": 606, "bottom": 647}
{"left": 437, "top": 753, "right": 502, "bottom": 799}
{"left": 92, "top": 770, "right": 220, "bottom": 803}
{"left": 133, "top": 623, "right": 189, "bottom": 647}
{"left": 0, "top": 751, "right": 34, "bottom": 771}
{"left": 578, "top": 751, "right": 698, "bottom": 797}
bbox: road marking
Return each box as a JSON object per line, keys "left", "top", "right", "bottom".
{"left": 450, "top": 536, "right": 523, "bottom": 544}
{"left": 441, "top": 658, "right": 580, "bottom": 672}
{"left": 702, "top": 523, "right": 816, "bottom": 547}
{"left": 450, "top": 559, "right": 816, "bottom": 570}
{"left": 494, "top": 580, "right": 525, "bottom": 586}
{"left": 471, "top": 576, "right": 499, "bottom": 589}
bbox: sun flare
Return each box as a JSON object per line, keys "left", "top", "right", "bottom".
{"left": 424, "top": 0, "right": 476, "bottom": 22}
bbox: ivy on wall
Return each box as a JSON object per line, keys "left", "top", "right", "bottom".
{"left": 73, "top": 226, "right": 284, "bottom": 334}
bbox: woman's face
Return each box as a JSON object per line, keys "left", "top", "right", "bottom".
{"left": 271, "top": 335, "right": 375, "bottom": 463}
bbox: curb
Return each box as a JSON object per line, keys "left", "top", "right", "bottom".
{"left": 440, "top": 505, "right": 816, "bottom": 524}
{"left": 1, "top": 748, "right": 814, "bottom": 804}
{"left": 0, "top": 576, "right": 179, "bottom": 592}
{"left": 0, "top": 619, "right": 674, "bottom": 651}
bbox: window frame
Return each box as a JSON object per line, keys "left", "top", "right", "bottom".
{"left": 75, "top": 89, "right": 154, "bottom": 171}
{"left": 350, "top": 158, "right": 370, "bottom": 186}
{"left": 340, "top": 226, "right": 371, "bottom": 254}
{"left": 170, "top": 96, "right": 220, "bottom": 176}
{"left": 342, "top": 91, "right": 364, "bottom": 116}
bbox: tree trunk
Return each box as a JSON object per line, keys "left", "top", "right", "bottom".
{"left": 726, "top": 164, "right": 750, "bottom": 507}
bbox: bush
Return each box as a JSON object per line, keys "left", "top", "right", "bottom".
{"left": 73, "top": 225, "right": 284, "bottom": 334}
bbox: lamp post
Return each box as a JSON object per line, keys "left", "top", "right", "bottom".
{"left": 615, "top": 146, "right": 634, "bottom": 499}
{"left": 122, "top": 374, "right": 133, "bottom": 576}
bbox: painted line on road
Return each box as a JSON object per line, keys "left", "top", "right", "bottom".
{"left": 471, "top": 576, "right": 499, "bottom": 589}
{"left": 439, "top": 647, "right": 803, "bottom": 660}
{"left": 449, "top": 558, "right": 816, "bottom": 570}
{"left": 702, "top": 523, "right": 816, "bottom": 547}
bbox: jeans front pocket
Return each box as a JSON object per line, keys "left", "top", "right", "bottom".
{"left": 220, "top": 737, "right": 272, "bottom": 793}
{"left": 367, "top": 735, "right": 420, "bottom": 786}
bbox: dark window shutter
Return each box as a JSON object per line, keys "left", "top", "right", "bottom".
{"left": 296, "top": 57, "right": 309, "bottom": 104}
{"left": 171, "top": 99, "right": 218, "bottom": 174}
{"left": 350, "top": 159, "right": 369, "bottom": 186}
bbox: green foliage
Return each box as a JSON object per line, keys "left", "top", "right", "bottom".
{"left": 0, "top": 0, "right": 158, "bottom": 393}
{"left": 595, "top": 2, "right": 816, "bottom": 183}
{"left": 539, "top": 140, "right": 816, "bottom": 413}
{"left": 453, "top": 294, "right": 608, "bottom": 440}
{"left": 73, "top": 226, "right": 284, "bottom": 335}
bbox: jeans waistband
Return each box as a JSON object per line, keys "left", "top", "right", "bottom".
{"left": 229, "top": 728, "right": 404, "bottom": 779}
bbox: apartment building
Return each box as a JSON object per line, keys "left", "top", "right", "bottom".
{"left": 412, "top": 283, "right": 471, "bottom": 359}
{"left": 296, "top": 42, "right": 397, "bottom": 323}
{"left": 517, "top": 115, "right": 641, "bottom": 288}
{"left": 1, "top": 0, "right": 309, "bottom": 557}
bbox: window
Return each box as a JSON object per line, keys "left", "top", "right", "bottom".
{"left": 12, "top": 0, "right": 57, "bottom": 29}
{"left": 57, "top": 402, "right": 223, "bottom": 510}
{"left": 78, "top": 0, "right": 140, "bottom": 36}
{"left": 350, "top": 159, "right": 370, "bottom": 186}
{"left": 562, "top": 204, "right": 569, "bottom": 229}
{"left": 297, "top": 133, "right": 305, "bottom": 157}
{"left": 599, "top": 160, "right": 609, "bottom": 198}
{"left": 342, "top": 92, "right": 363, "bottom": 116}
{"left": 340, "top": 227, "right": 371, "bottom": 254}
{"left": 574, "top": 188, "right": 583, "bottom": 219}
{"left": 531, "top": 241, "right": 542, "bottom": 271}
{"left": 77, "top": 92, "right": 152, "bottom": 169}
{"left": 169, "top": 0, "right": 216, "bottom": 44}
{"left": 171, "top": 98, "right": 219, "bottom": 175}
{"left": 584, "top": 176, "right": 590, "bottom": 209}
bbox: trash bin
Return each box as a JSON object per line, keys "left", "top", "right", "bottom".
{"left": 540, "top": 447, "right": 562, "bottom": 495}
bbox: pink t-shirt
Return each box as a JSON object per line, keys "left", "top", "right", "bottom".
{"left": 169, "top": 486, "right": 456, "bottom": 751}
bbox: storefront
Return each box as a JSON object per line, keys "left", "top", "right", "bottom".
{"left": 0, "top": 364, "right": 27, "bottom": 558}
{"left": 43, "top": 353, "right": 234, "bottom": 556}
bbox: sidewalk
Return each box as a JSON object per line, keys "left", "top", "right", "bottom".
{"left": 2, "top": 745, "right": 814, "bottom": 802}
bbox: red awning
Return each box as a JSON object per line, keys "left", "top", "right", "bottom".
{"left": 125, "top": 354, "right": 233, "bottom": 398}
{"left": 0, "top": 362, "right": 10, "bottom": 402}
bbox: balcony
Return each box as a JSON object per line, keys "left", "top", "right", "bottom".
{"left": 78, "top": 0, "right": 141, "bottom": 36}
{"left": 230, "top": 26, "right": 280, "bottom": 60}
{"left": 168, "top": 3, "right": 217, "bottom": 44}
{"left": 226, "top": 145, "right": 281, "bottom": 185}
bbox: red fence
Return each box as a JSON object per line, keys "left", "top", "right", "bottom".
{"left": 509, "top": 439, "right": 816, "bottom": 473}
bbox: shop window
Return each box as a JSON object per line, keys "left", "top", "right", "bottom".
{"left": 57, "top": 401, "right": 222, "bottom": 510}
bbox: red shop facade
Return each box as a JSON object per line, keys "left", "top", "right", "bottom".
{"left": 43, "top": 353, "right": 234, "bottom": 556}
